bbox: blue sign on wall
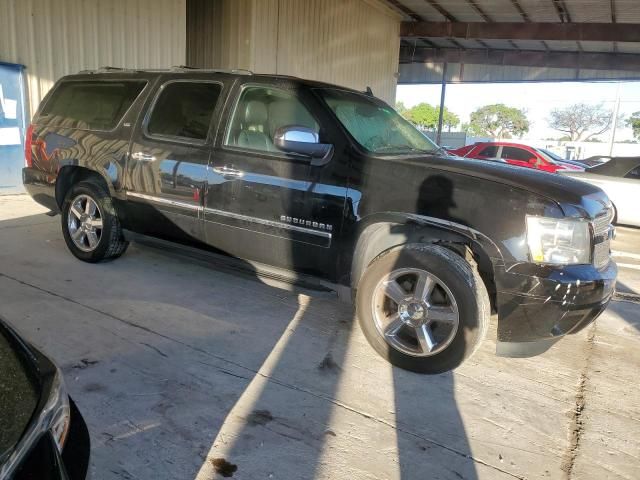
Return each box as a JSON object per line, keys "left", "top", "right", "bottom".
{"left": 0, "top": 61, "right": 28, "bottom": 194}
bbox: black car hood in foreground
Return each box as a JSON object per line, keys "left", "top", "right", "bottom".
{"left": 403, "top": 155, "right": 610, "bottom": 218}
{"left": 0, "top": 324, "right": 40, "bottom": 465}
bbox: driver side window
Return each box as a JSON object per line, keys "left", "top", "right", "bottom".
{"left": 225, "top": 86, "right": 318, "bottom": 153}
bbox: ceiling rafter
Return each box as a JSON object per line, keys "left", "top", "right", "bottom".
{"left": 465, "top": 0, "right": 520, "bottom": 50}
{"left": 386, "top": 0, "right": 422, "bottom": 21}
{"left": 417, "top": 0, "right": 469, "bottom": 49}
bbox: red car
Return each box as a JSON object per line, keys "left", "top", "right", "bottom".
{"left": 449, "top": 142, "right": 583, "bottom": 173}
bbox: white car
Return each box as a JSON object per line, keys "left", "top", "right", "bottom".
{"left": 561, "top": 157, "right": 640, "bottom": 227}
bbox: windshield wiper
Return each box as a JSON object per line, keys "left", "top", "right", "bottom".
{"left": 375, "top": 144, "right": 436, "bottom": 154}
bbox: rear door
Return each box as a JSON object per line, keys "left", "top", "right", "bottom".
{"left": 203, "top": 79, "right": 347, "bottom": 277}
{"left": 126, "top": 76, "right": 228, "bottom": 243}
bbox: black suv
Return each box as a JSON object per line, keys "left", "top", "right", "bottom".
{"left": 23, "top": 68, "right": 617, "bottom": 373}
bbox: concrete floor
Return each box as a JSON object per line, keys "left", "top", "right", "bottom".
{"left": 1, "top": 194, "right": 639, "bottom": 480}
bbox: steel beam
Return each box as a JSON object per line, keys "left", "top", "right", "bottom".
{"left": 401, "top": 21, "right": 640, "bottom": 43}
{"left": 399, "top": 46, "right": 640, "bottom": 72}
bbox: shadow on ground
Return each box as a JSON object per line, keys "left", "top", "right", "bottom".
{"left": 0, "top": 211, "right": 478, "bottom": 479}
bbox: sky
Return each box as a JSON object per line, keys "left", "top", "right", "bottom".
{"left": 396, "top": 81, "right": 640, "bottom": 141}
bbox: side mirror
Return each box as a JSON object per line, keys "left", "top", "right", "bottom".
{"left": 528, "top": 157, "right": 538, "bottom": 164}
{"left": 274, "top": 126, "right": 333, "bottom": 165}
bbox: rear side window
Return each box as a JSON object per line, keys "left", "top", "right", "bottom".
{"left": 41, "top": 81, "right": 146, "bottom": 130}
{"left": 147, "top": 82, "right": 222, "bottom": 141}
{"left": 478, "top": 146, "right": 499, "bottom": 157}
{"left": 501, "top": 147, "right": 533, "bottom": 161}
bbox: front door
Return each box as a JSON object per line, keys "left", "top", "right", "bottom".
{"left": 204, "top": 81, "right": 347, "bottom": 278}
{"left": 500, "top": 146, "right": 538, "bottom": 169}
{"left": 126, "top": 78, "right": 225, "bottom": 243}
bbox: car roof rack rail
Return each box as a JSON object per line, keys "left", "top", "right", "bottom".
{"left": 78, "top": 66, "right": 144, "bottom": 74}
{"left": 170, "top": 65, "right": 254, "bottom": 75}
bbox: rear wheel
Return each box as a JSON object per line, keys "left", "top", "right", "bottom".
{"left": 61, "top": 179, "right": 128, "bottom": 262}
{"left": 356, "top": 244, "right": 489, "bottom": 374}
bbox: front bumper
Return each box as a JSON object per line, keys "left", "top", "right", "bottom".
{"left": 495, "top": 260, "right": 617, "bottom": 357}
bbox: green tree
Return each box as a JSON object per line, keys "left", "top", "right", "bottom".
{"left": 395, "top": 101, "right": 408, "bottom": 115}
{"left": 468, "top": 104, "right": 529, "bottom": 139}
{"left": 401, "top": 103, "right": 460, "bottom": 131}
{"left": 627, "top": 111, "right": 640, "bottom": 140}
{"left": 403, "top": 103, "right": 438, "bottom": 129}
{"left": 437, "top": 107, "right": 460, "bottom": 132}
{"left": 548, "top": 103, "right": 614, "bottom": 141}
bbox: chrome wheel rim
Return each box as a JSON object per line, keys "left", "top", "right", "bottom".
{"left": 371, "top": 268, "right": 460, "bottom": 357}
{"left": 67, "top": 194, "right": 103, "bottom": 252}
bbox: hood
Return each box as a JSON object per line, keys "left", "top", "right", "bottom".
{"left": 398, "top": 155, "right": 610, "bottom": 219}
{"left": 0, "top": 321, "right": 39, "bottom": 465}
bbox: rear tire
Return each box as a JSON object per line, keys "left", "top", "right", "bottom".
{"left": 61, "top": 179, "right": 128, "bottom": 262}
{"left": 356, "top": 244, "right": 490, "bottom": 374}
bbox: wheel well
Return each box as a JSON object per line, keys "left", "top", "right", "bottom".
{"left": 56, "top": 166, "right": 109, "bottom": 209}
{"left": 352, "top": 223, "right": 498, "bottom": 312}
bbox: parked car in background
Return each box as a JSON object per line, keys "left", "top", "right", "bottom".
{"left": 561, "top": 157, "right": 640, "bottom": 227}
{"left": 0, "top": 317, "right": 90, "bottom": 479}
{"left": 449, "top": 142, "right": 583, "bottom": 173}
{"left": 572, "top": 155, "right": 613, "bottom": 168}
{"left": 23, "top": 68, "right": 617, "bottom": 374}
{"left": 538, "top": 148, "right": 587, "bottom": 170}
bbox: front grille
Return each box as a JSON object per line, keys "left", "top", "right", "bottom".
{"left": 593, "top": 207, "right": 613, "bottom": 237}
{"left": 592, "top": 207, "right": 613, "bottom": 269}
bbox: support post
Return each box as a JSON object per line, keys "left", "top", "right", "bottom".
{"left": 608, "top": 83, "right": 621, "bottom": 156}
{"left": 436, "top": 62, "right": 448, "bottom": 145}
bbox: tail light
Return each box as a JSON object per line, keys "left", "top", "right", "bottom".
{"left": 25, "top": 124, "right": 34, "bottom": 168}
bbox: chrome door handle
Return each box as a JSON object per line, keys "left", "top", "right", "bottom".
{"left": 212, "top": 166, "right": 244, "bottom": 178}
{"left": 131, "top": 152, "right": 156, "bottom": 162}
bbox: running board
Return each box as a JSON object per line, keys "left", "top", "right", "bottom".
{"left": 123, "top": 230, "right": 342, "bottom": 298}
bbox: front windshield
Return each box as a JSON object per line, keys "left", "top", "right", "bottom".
{"left": 318, "top": 88, "right": 440, "bottom": 155}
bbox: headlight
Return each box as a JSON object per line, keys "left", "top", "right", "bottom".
{"left": 42, "top": 370, "right": 71, "bottom": 452}
{"left": 526, "top": 216, "right": 591, "bottom": 265}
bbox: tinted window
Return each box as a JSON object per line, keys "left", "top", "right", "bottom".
{"left": 147, "top": 82, "right": 222, "bottom": 141}
{"left": 478, "top": 146, "right": 499, "bottom": 157}
{"left": 501, "top": 147, "right": 533, "bottom": 161}
{"left": 625, "top": 166, "right": 640, "bottom": 180}
{"left": 42, "top": 81, "right": 145, "bottom": 130}
{"left": 225, "top": 86, "right": 318, "bottom": 153}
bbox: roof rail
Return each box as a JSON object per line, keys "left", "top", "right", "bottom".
{"left": 78, "top": 66, "right": 255, "bottom": 75}
{"left": 170, "top": 65, "right": 253, "bottom": 75}
{"left": 78, "top": 66, "right": 144, "bottom": 74}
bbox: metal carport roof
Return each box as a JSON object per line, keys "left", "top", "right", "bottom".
{"left": 382, "top": 0, "right": 640, "bottom": 83}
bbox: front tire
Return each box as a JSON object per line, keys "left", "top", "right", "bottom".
{"left": 61, "top": 179, "right": 128, "bottom": 262}
{"left": 356, "top": 244, "right": 490, "bottom": 374}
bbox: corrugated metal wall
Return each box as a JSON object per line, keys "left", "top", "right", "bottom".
{"left": 187, "top": 0, "right": 401, "bottom": 104}
{"left": 0, "top": 0, "right": 186, "bottom": 117}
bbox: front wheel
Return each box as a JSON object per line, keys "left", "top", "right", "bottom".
{"left": 356, "top": 244, "right": 490, "bottom": 374}
{"left": 61, "top": 179, "right": 128, "bottom": 262}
